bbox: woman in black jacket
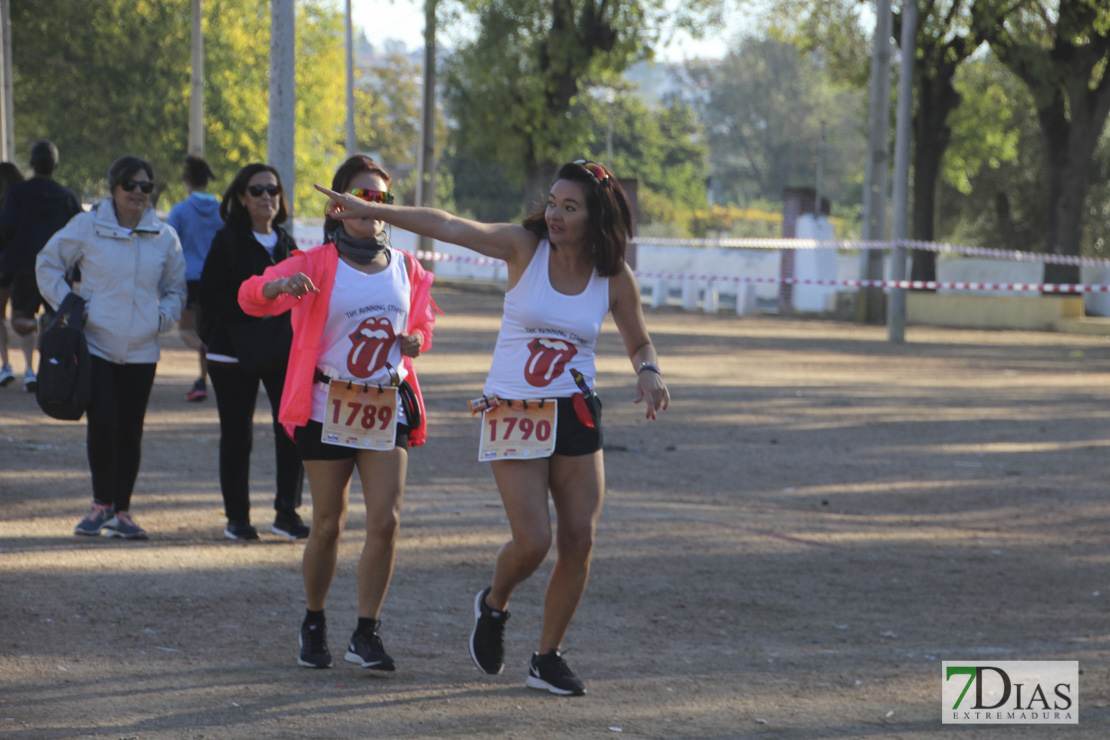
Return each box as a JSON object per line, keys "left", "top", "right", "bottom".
{"left": 199, "top": 163, "right": 307, "bottom": 541}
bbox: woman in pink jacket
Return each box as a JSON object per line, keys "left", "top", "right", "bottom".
{"left": 238, "top": 156, "right": 437, "bottom": 672}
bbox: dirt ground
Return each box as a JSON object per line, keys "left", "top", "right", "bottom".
{"left": 2, "top": 283, "right": 1110, "bottom": 739}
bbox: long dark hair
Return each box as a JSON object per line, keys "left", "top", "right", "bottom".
{"left": 219, "top": 163, "right": 288, "bottom": 226}
{"left": 324, "top": 155, "right": 392, "bottom": 243}
{"left": 522, "top": 161, "right": 632, "bottom": 277}
{"left": 0, "top": 161, "right": 24, "bottom": 204}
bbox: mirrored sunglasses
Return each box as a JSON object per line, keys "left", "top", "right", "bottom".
{"left": 572, "top": 159, "right": 611, "bottom": 184}
{"left": 120, "top": 179, "right": 155, "bottom": 194}
{"left": 247, "top": 183, "right": 281, "bottom": 197}
{"left": 348, "top": 188, "right": 394, "bottom": 204}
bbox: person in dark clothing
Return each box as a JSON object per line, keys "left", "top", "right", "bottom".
{"left": 0, "top": 140, "right": 82, "bottom": 391}
{"left": 0, "top": 161, "right": 26, "bottom": 387}
{"left": 199, "top": 163, "right": 307, "bottom": 542}
{"left": 168, "top": 155, "right": 223, "bottom": 402}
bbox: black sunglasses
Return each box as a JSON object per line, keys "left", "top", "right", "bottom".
{"left": 572, "top": 159, "right": 611, "bottom": 184}
{"left": 120, "top": 179, "right": 155, "bottom": 194}
{"left": 247, "top": 183, "right": 282, "bottom": 197}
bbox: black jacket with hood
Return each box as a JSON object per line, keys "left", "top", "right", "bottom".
{"left": 198, "top": 220, "right": 298, "bottom": 360}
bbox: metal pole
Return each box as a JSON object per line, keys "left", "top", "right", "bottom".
{"left": 888, "top": 0, "right": 916, "bottom": 343}
{"left": 415, "top": 0, "right": 437, "bottom": 263}
{"left": 0, "top": 0, "right": 13, "bottom": 161}
{"left": 345, "top": 0, "right": 356, "bottom": 155}
{"left": 188, "top": 0, "right": 204, "bottom": 156}
{"left": 814, "top": 121, "right": 825, "bottom": 216}
{"left": 858, "top": 0, "right": 892, "bottom": 323}
{"left": 268, "top": 0, "right": 296, "bottom": 218}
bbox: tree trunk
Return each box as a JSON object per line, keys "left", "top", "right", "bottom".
{"left": 982, "top": 0, "right": 1110, "bottom": 287}
{"left": 1038, "top": 99, "right": 1099, "bottom": 286}
{"left": 908, "top": 48, "right": 962, "bottom": 283}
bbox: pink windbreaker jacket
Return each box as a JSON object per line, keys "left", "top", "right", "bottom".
{"left": 238, "top": 243, "right": 438, "bottom": 446}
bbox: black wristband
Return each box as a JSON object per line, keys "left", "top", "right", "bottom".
{"left": 637, "top": 362, "right": 661, "bottom": 376}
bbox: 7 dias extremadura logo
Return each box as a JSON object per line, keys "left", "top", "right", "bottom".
{"left": 942, "top": 661, "right": 1078, "bottom": 724}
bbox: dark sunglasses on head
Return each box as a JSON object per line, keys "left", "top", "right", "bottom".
{"left": 572, "top": 159, "right": 611, "bottom": 184}
{"left": 348, "top": 188, "right": 394, "bottom": 204}
{"left": 247, "top": 183, "right": 281, "bottom": 197}
{"left": 120, "top": 179, "right": 155, "bottom": 194}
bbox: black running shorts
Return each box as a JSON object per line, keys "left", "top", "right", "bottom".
{"left": 294, "top": 419, "right": 411, "bottom": 460}
{"left": 552, "top": 395, "right": 603, "bottom": 457}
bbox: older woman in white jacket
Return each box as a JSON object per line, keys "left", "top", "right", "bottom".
{"left": 37, "top": 155, "right": 186, "bottom": 540}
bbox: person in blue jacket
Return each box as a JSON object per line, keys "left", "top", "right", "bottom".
{"left": 167, "top": 155, "right": 223, "bottom": 402}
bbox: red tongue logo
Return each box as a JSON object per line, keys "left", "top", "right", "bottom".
{"left": 524, "top": 337, "right": 577, "bottom": 387}
{"left": 347, "top": 317, "right": 396, "bottom": 377}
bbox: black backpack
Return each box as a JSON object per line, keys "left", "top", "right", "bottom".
{"left": 36, "top": 293, "right": 92, "bottom": 421}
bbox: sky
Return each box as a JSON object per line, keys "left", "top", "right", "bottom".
{"left": 350, "top": 0, "right": 759, "bottom": 63}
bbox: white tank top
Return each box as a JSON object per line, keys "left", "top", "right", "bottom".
{"left": 310, "top": 250, "right": 410, "bottom": 424}
{"left": 484, "top": 239, "right": 609, "bottom": 399}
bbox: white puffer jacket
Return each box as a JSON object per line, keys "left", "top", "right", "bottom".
{"left": 37, "top": 198, "right": 186, "bottom": 364}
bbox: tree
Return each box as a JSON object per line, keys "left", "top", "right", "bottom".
{"left": 770, "top": 1, "right": 1024, "bottom": 282}
{"left": 444, "top": 83, "right": 709, "bottom": 227}
{"left": 578, "top": 84, "right": 709, "bottom": 229}
{"left": 687, "top": 37, "right": 866, "bottom": 212}
{"left": 973, "top": 0, "right": 1110, "bottom": 284}
{"left": 11, "top": 0, "right": 191, "bottom": 201}
{"left": 9, "top": 0, "right": 347, "bottom": 216}
{"left": 443, "top": 0, "right": 718, "bottom": 204}
{"left": 935, "top": 51, "right": 1036, "bottom": 248}
{"left": 351, "top": 49, "right": 454, "bottom": 212}
{"left": 894, "top": 1, "right": 990, "bottom": 282}
{"left": 937, "top": 51, "right": 1110, "bottom": 263}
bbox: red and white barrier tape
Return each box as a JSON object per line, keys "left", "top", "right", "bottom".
{"left": 630, "top": 236, "right": 1110, "bottom": 268}
{"left": 634, "top": 273, "right": 1110, "bottom": 293}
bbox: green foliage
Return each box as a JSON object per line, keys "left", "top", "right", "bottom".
{"left": 766, "top": 0, "right": 871, "bottom": 87}
{"left": 353, "top": 52, "right": 422, "bottom": 171}
{"left": 10, "top": 0, "right": 349, "bottom": 216}
{"left": 937, "top": 50, "right": 1110, "bottom": 259}
{"left": 942, "top": 54, "right": 1022, "bottom": 195}
{"left": 444, "top": 153, "right": 528, "bottom": 224}
{"left": 350, "top": 50, "right": 454, "bottom": 214}
{"left": 575, "top": 88, "right": 708, "bottom": 224}
{"left": 11, "top": 0, "right": 191, "bottom": 201}
{"left": 443, "top": 0, "right": 718, "bottom": 202}
{"left": 690, "top": 37, "right": 866, "bottom": 211}
{"left": 934, "top": 70, "right": 1046, "bottom": 250}
{"left": 290, "top": 1, "right": 347, "bottom": 217}
{"left": 972, "top": 0, "right": 1110, "bottom": 259}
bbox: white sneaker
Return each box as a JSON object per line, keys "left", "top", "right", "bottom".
{"left": 23, "top": 369, "right": 36, "bottom": 393}
{"left": 0, "top": 363, "right": 13, "bottom": 387}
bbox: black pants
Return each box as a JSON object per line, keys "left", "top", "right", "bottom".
{"left": 208, "top": 361, "right": 304, "bottom": 524}
{"left": 87, "top": 356, "right": 157, "bottom": 512}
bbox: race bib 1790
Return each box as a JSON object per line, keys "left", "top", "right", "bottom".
{"left": 478, "top": 399, "right": 557, "bottom": 461}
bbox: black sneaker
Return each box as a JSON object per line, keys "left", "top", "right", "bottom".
{"left": 469, "top": 587, "right": 509, "bottom": 674}
{"left": 273, "top": 511, "right": 310, "bottom": 540}
{"left": 344, "top": 620, "right": 395, "bottom": 671}
{"left": 526, "top": 650, "right": 586, "bottom": 696}
{"left": 298, "top": 619, "right": 333, "bottom": 668}
{"left": 224, "top": 521, "right": 259, "bottom": 540}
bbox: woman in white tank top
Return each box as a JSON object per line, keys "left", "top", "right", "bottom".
{"left": 317, "top": 160, "right": 669, "bottom": 696}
